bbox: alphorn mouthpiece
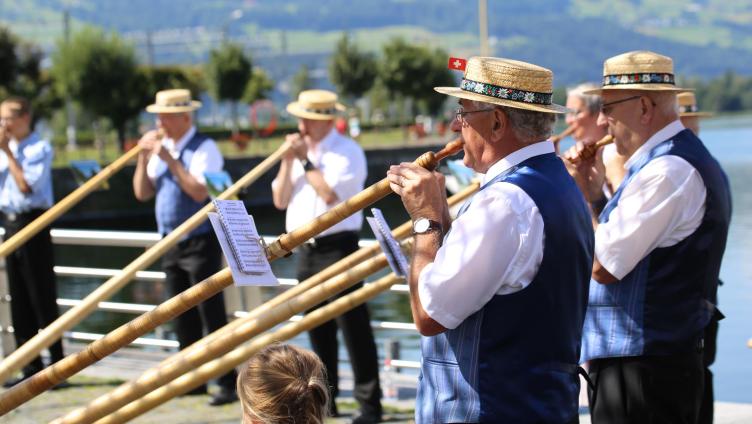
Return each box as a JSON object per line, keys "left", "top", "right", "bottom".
{"left": 414, "top": 138, "right": 464, "bottom": 171}
{"left": 566, "top": 134, "right": 613, "bottom": 164}
{"left": 551, "top": 126, "right": 575, "bottom": 144}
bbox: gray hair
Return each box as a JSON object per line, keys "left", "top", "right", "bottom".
{"left": 567, "top": 82, "right": 603, "bottom": 116}
{"left": 469, "top": 99, "right": 556, "bottom": 143}
{"left": 645, "top": 90, "right": 680, "bottom": 116}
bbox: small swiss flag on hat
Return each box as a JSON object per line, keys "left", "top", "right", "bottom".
{"left": 448, "top": 57, "right": 467, "bottom": 71}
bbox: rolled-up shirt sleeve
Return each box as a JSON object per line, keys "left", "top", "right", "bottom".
{"left": 22, "top": 141, "right": 53, "bottom": 193}
{"left": 417, "top": 182, "right": 544, "bottom": 329}
{"left": 188, "top": 139, "right": 224, "bottom": 185}
{"left": 595, "top": 155, "right": 706, "bottom": 280}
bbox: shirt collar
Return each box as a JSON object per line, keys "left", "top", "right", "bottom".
{"left": 482, "top": 140, "right": 555, "bottom": 185}
{"left": 169, "top": 126, "right": 197, "bottom": 153}
{"left": 624, "top": 119, "right": 685, "bottom": 169}
{"left": 310, "top": 127, "right": 339, "bottom": 156}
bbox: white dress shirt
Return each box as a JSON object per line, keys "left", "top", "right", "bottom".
{"left": 418, "top": 141, "right": 551, "bottom": 330}
{"left": 275, "top": 128, "right": 367, "bottom": 236}
{"left": 146, "top": 126, "right": 224, "bottom": 185}
{"left": 0, "top": 132, "right": 54, "bottom": 214}
{"left": 596, "top": 120, "right": 707, "bottom": 279}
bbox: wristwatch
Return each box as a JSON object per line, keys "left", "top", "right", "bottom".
{"left": 300, "top": 157, "right": 316, "bottom": 172}
{"left": 413, "top": 218, "right": 443, "bottom": 235}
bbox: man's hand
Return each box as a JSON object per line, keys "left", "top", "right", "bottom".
{"left": 0, "top": 125, "right": 10, "bottom": 153}
{"left": 138, "top": 130, "right": 170, "bottom": 162}
{"left": 387, "top": 162, "right": 447, "bottom": 222}
{"left": 563, "top": 141, "right": 606, "bottom": 202}
{"left": 285, "top": 133, "right": 308, "bottom": 160}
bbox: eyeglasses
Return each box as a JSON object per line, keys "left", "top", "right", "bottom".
{"left": 600, "top": 95, "right": 655, "bottom": 116}
{"left": 454, "top": 108, "right": 495, "bottom": 122}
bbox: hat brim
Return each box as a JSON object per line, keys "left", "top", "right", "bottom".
{"left": 145, "top": 101, "right": 202, "bottom": 113}
{"left": 680, "top": 111, "right": 713, "bottom": 118}
{"left": 582, "top": 85, "right": 692, "bottom": 95}
{"left": 286, "top": 102, "right": 345, "bottom": 120}
{"left": 435, "top": 87, "right": 568, "bottom": 114}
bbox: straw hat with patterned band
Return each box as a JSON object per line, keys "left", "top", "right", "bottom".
{"left": 584, "top": 50, "right": 688, "bottom": 95}
{"left": 677, "top": 92, "right": 713, "bottom": 118}
{"left": 286, "top": 89, "right": 346, "bottom": 120}
{"left": 145, "top": 89, "right": 202, "bottom": 113}
{"left": 435, "top": 56, "right": 568, "bottom": 114}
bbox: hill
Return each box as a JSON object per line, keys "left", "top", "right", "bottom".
{"left": 1, "top": 0, "right": 751, "bottom": 85}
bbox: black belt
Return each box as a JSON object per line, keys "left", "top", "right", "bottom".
{"left": 305, "top": 230, "right": 358, "bottom": 248}
{"left": 2, "top": 209, "right": 45, "bottom": 224}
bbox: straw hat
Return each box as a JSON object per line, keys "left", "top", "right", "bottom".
{"left": 145, "top": 89, "right": 202, "bottom": 113}
{"left": 678, "top": 92, "right": 713, "bottom": 118}
{"left": 435, "top": 56, "right": 567, "bottom": 114}
{"left": 584, "top": 50, "right": 688, "bottom": 95}
{"left": 286, "top": 89, "right": 346, "bottom": 120}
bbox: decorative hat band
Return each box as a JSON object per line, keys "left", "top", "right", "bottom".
{"left": 603, "top": 72, "right": 675, "bottom": 86}
{"left": 679, "top": 104, "right": 699, "bottom": 113}
{"left": 460, "top": 78, "right": 552, "bottom": 105}
{"left": 302, "top": 106, "right": 337, "bottom": 115}
{"left": 163, "top": 100, "right": 193, "bottom": 107}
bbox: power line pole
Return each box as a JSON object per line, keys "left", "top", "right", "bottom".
{"left": 63, "top": 9, "right": 77, "bottom": 151}
{"left": 478, "top": 0, "right": 490, "bottom": 56}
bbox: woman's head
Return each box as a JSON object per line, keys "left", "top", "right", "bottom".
{"left": 238, "top": 344, "right": 329, "bottom": 424}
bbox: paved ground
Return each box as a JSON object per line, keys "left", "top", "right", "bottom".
{"left": 3, "top": 343, "right": 752, "bottom": 423}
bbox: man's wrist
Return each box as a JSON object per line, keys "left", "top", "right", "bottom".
{"left": 300, "top": 157, "right": 316, "bottom": 172}
{"left": 590, "top": 194, "right": 608, "bottom": 216}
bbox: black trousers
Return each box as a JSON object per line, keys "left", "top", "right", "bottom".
{"left": 3, "top": 210, "right": 64, "bottom": 376}
{"left": 162, "top": 232, "right": 236, "bottom": 390}
{"left": 698, "top": 317, "right": 719, "bottom": 424}
{"left": 297, "top": 231, "right": 382, "bottom": 416}
{"left": 588, "top": 351, "right": 704, "bottom": 424}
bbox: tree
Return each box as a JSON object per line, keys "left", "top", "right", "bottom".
{"left": 290, "top": 64, "right": 312, "bottom": 99}
{"left": 206, "top": 42, "right": 251, "bottom": 135}
{"left": 379, "top": 38, "right": 454, "bottom": 117}
{"left": 243, "top": 68, "right": 275, "bottom": 104}
{"left": 50, "top": 27, "right": 146, "bottom": 150}
{"left": 329, "top": 34, "right": 377, "bottom": 102}
{"left": 0, "top": 26, "right": 60, "bottom": 124}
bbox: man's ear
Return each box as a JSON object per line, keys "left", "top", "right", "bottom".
{"left": 491, "top": 107, "right": 506, "bottom": 140}
{"left": 639, "top": 95, "right": 655, "bottom": 124}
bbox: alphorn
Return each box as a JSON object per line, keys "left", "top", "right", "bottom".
{"left": 0, "top": 142, "right": 290, "bottom": 384}
{"left": 0, "top": 145, "right": 142, "bottom": 260}
{"left": 550, "top": 125, "right": 575, "bottom": 144}
{"left": 565, "top": 134, "right": 614, "bottom": 165}
{"left": 0, "top": 138, "right": 464, "bottom": 415}
{"left": 52, "top": 183, "right": 479, "bottom": 424}
{"left": 94, "top": 272, "right": 404, "bottom": 424}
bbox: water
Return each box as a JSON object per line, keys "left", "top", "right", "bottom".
{"left": 54, "top": 117, "right": 751, "bottom": 401}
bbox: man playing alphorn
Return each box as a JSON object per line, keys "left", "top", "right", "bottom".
{"left": 0, "top": 96, "right": 63, "bottom": 388}
{"left": 568, "top": 51, "right": 731, "bottom": 423}
{"left": 272, "top": 89, "right": 382, "bottom": 423}
{"left": 388, "top": 57, "right": 594, "bottom": 423}
{"left": 132, "top": 89, "right": 237, "bottom": 406}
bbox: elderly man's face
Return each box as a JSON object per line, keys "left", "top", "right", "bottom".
{"left": 451, "top": 99, "right": 497, "bottom": 173}
{"left": 157, "top": 112, "right": 192, "bottom": 139}
{"left": 596, "top": 91, "right": 648, "bottom": 157}
{"left": 565, "top": 96, "right": 604, "bottom": 144}
{"left": 0, "top": 102, "right": 31, "bottom": 140}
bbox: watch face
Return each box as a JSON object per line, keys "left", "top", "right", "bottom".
{"left": 414, "top": 218, "right": 430, "bottom": 233}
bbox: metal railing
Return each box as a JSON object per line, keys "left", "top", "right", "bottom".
{"left": 0, "top": 227, "right": 420, "bottom": 370}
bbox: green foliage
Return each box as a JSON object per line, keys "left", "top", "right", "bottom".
{"left": 243, "top": 68, "right": 275, "bottom": 104}
{"left": 290, "top": 64, "right": 312, "bottom": 99}
{"left": 205, "top": 42, "right": 252, "bottom": 103}
{"left": 328, "top": 34, "right": 377, "bottom": 101}
{"left": 379, "top": 38, "right": 454, "bottom": 116}
{"left": 144, "top": 65, "right": 205, "bottom": 99}
{"left": 0, "top": 25, "right": 61, "bottom": 123}
{"left": 682, "top": 70, "right": 752, "bottom": 112}
{"left": 50, "top": 27, "right": 145, "bottom": 146}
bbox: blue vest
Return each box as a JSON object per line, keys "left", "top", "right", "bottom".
{"left": 416, "top": 153, "right": 594, "bottom": 423}
{"left": 154, "top": 132, "right": 212, "bottom": 238}
{"left": 581, "top": 129, "right": 731, "bottom": 362}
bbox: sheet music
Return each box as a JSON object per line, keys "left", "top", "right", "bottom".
{"left": 367, "top": 208, "right": 409, "bottom": 278}
{"left": 213, "top": 199, "right": 271, "bottom": 275}
{"left": 208, "top": 213, "right": 278, "bottom": 286}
